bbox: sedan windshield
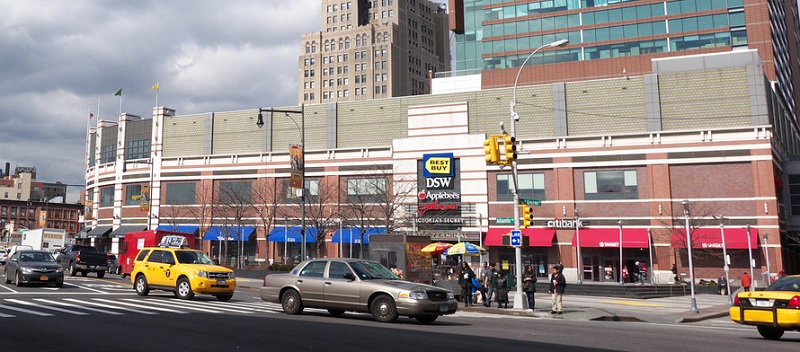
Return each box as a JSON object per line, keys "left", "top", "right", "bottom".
{"left": 175, "top": 251, "right": 215, "bottom": 265}
{"left": 350, "top": 261, "right": 399, "bottom": 280}
{"left": 766, "top": 277, "right": 800, "bottom": 292}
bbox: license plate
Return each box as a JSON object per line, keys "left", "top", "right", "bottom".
{"left": 439, "top": 303, "right": 449, "bottom": 313}
{"left": 755, "top": 300, "right": 772, "bottom": 307}
{"left": 217, "top": 280, "right": 226, "bottom": 285}
{"left": 40, "top": 276, "right": 49, "bottom": 281}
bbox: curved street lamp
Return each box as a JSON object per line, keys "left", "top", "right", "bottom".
{"left": 508, "top": 39, "right": 569, "bottom": 310}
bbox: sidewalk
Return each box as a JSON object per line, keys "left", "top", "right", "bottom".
{"left": 237, "top": 278, "right": 731, "bottom": 324}
{"left": 459, "top": 290, "right": 731, "bottom": 324}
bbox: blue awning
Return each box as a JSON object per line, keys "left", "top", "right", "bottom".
{"left": 203, "top": 226, "right": 255, "bottom": 241}
{"left": 155, "top": 225, "right": 200, "bottom": 234}
{"left": 267, "top": 226, "right": 318, "bottom": 243}
{"left": 331, "top": 228, "right": 385, "bottom": 244}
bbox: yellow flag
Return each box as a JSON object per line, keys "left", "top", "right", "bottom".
{"left": 152, "top": 82, "right": 159, "bottom": 90}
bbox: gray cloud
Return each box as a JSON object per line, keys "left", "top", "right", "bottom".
{"left": 0, "top": 0, "right": 320, "bottom": 202}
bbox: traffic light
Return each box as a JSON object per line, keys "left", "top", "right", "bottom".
{"left": 502, "top": 134, "right": 517, "bottom": 164}
{"left": 483, "top": 135, "right": 500, "bottom": 164}
{"left": 520, "top": 205, "right": 533, "bottom": 228}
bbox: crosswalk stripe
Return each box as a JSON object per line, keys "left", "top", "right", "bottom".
{"left": 161, "top": 299, "right": 257, "bottom": 314}
{"left": 64, "top": 298, "right": 157, "bottom": 315}
{"left": 191, "top": 300, "right": 269, "bottom": 312}
{"left": 121, "top": 299, "right": 223, "bottom": 314}
{"left": 92, "top": 298, "right": 188, "bottom": 314}
{"left": 5, "top": 299, "right": 88, "bottom": 315}
{"left": 0, "top": 311, "right": 14, "bottom": 318}
{"left": 33, "top": 298, "right": 125, "bottom": 315}
{"left": 0, "top": 303, "right": 54, "bottom": 316}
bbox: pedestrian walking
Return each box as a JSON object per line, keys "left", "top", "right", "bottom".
{"left": 549, "top": 265, "right": 566, "bottom": 314}
{"left": 741, "top": 272, "right": 752, "bottom": 292}
{"left": 632, "top": 261, "right": 641, "bottom": 285}
{"left": 717, "top": 274, "right": 728, "bottom": 295}
{"left": 483, "top": 262, "right": 499, "bottom": 307}
{"left": 478, "top": 261, "right": 490, "bottom": 304}
{"left": 458, "top": 262, "right": 476, "bottom": 307}
{"left": 496, "top": 272, "right": 509, "bottom": 308}
{"left": 671, "top": 264, "right": 678, "bottom": 283}
{"left": 635, "top": 261, "right": 645, "bottom": 285}
{"left": 523, "top": 264, "right": 537, "bottom": 311}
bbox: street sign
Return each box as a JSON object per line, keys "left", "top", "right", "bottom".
{"left": 510, "top": 229, "right": 522, "bottom": 247}
{"left": 520, "top": 198, "right": 542, "bottom": 206}
{"left": 496, "top": 217, "right": 515, "bottom": 225}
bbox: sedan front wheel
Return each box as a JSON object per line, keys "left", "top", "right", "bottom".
{"left": 370, "top": 294, "right": 398, "bottom": 323}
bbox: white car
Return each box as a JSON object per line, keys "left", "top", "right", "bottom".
{"left": 0, "top": 248, "right": 9, "bottom": 264}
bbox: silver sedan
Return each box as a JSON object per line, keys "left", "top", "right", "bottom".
{"left": 260, "top": 258, "right": 457, "bottom": 323}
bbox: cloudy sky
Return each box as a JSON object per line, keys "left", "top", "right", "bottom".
{"left": 0, "top": 0, "right": 323, "bottom": 202}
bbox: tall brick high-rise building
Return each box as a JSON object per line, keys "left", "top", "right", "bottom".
{"left": 449, "top": 0, "right": 800, "bottom": 118}
{"left": 299, "top": 0, "right": 451, "bottom": 104}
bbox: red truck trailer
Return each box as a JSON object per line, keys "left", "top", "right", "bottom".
{"left": 118, "top": 230, "right": 195, "bottom": 278}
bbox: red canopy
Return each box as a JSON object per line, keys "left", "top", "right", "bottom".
{"left": 570, "top": 228, "right": 650, "bottom": 248}
{"left": 485, "top": 227, "right": 556, "bottom": 247}
{"left": 671, "top": 228, "right": 757, "bottom": 249}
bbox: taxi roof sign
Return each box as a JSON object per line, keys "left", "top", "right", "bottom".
{"left": 158, "top": 235, "right": 190, "bottom": 248}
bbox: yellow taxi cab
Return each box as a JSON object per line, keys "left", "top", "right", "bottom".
{"left": 730, "top": 275, "right": 800, "bottom": 340}
{"left": 130, "top": 238, "right": 236, "bottom": 301}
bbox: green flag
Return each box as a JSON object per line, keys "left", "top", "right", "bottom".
{"left": 113, "top": 88, "right": 122, "bottom": 96}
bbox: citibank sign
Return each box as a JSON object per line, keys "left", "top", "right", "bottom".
{"left": 546, "top": 218, "right": 584, "bottom": 229}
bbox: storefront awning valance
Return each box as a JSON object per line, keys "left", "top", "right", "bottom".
{"left": 571, "top": 228, "right": 649, "bottom": 248}
{"left": 86, "top": 225, "right": 113, "bottom": 239}
{"left": 671, "top": 228, "right": 757, "bottom": 249}
{"left": 485, "top": 228, "right": 556, "bottom": 247}
{"left": 155, "top": 225, "right": 200, "bottom": 234}
{"left": 110, "top": 225, "right": 148, "bottom": 238}
{"left": 267, "top": 226, "right": 319, "bottom": 243}
{"left": 203, "top": 226, "right": 255, "bottom": 241}
{"left": 331, "top": 228, "right": 385, "bottom": 244}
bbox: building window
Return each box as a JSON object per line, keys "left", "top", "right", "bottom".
{"left": 788, "top": 174, "right": 800, "bottom": 216}
{"left": 283, "top": 179, "right": 319, "bottom": 203}
{"left": 347, "top": 178, "right": 387, "bottom": 203}
{"left": 100, "top": 144, "right": 115, "bottom": 164}
{"left": 125, "top": 184, "right": 143, "bottom": 206}
{"left": 496, "top": 173, "right": 545, "bottom": 202}
{"left": 127, "top": 139, "right": 150, "bottom": 160}
{"left": 164, "top": 182, "right": 196, "bottom": 205}
{"left": 100, "top": 187, "right": 114, "bottom": 207}
{"left": 584, "top": 170, "right": 638, "bottom": 200}
{"left": 218, "top": 181, "right": 252, "bottom": 204}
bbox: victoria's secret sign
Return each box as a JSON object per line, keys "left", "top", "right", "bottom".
{"left": 417, "top": 153, "right": 462, "bottom": 230}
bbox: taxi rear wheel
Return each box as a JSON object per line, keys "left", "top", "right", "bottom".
{"left": 135, "top": 274, "right": 150, "bottom": 296}
{"left": 371, "top": 294, "right": 399, "bottom": 323}
{"left": 176, "top": 278, "right": 194, "bottom": 300}
{"left": 281, "top": 289, "right": 304, "bottom": 315}
{"left": 757, "top": 325, "right": 784, "bottom": 340}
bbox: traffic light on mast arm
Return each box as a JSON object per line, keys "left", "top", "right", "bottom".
{"left": 483, "top": 135, "right": 501, "bottom": 164}
{"left": 502, "top": 134, "right": 517, "bottom": 164}
{"left": 519, "top": 205, "right": 533, "bottom": 228}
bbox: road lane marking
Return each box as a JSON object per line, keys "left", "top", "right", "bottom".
{"left": 160, "top": 299, "right": 256, "bottom": 314}
{"left": 63, "top": 282, "right": 109, "bottom": 294}
{"left": 0, "top": 303, "right": 53, "bottom": 316}
{"left": 6, "top": 299, "right": 89, "bottom": 315}
{"left": 64, "top": 298, "right": 157, "bottom": 315}
{"left": 92, "top": 298, "right": 188, "bottom": 314}
{"left": 192, "top": 300, "right": 268, "bottom": 312}
{"left": 0, "top": 281, "right": 19, "bottom": 293}
{"left": 121, "top": 298, "right": 223, "bottom": 314}
{"left": 33, "top": 298, "right": 125, "bottom": 315}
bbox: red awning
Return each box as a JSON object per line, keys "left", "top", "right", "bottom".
{"left": 485, "top": 228, "right": 556, "bottom": 247}
{"left": 671, "top": 228, "right": 757, "bottom": 249}
{"left": 570, "top": 228, "right": 650, "bottom": 248}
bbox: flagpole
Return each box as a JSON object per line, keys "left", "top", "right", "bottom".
{"left": 153, "top": 79, "right": 159, "bottom": 108}
{"left": 86, "top": 104, "right": 91, "bottom": 170}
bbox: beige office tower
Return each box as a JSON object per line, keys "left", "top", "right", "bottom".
{"left": 299, "top": 0, "right": 450, "bottom": 104}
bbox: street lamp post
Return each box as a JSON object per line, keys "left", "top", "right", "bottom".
{"left": 682, "top": 200, "right": 699, "bottom": 313}
{"left": 337, "top": 218, "right": 343, "bottom": 258}
{"left": 510, "top": 39, "right": 569, "bottom": 309}
{"left": 618, "top": 220, "right": 624, "bottom": 285}
{"left": 284, "top": 216, "right": 288, "bottom": 264}
{"left": 257, "top": 105, "right": 305, "bottom": 260}
{"left": 763, "top": 232, "right": 771, "bottom": 285}
{"left": 745, "top": 224, "right": 754, "bottom": 290}
{"left": 574, "top": 209, "right": 583, "bottom": 284}
{"left": 717, "top": 215, "right": 733, "bottom": 306}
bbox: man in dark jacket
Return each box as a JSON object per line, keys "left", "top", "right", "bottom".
{"left": 457, "top": 262, "right": 476, "bottom": 307}
{"left": 549, "top": 265, "right": 566, "bottom": 314}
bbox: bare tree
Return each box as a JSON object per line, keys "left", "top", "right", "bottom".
{"left": 162, "top": 180, "right": 214, "bottom": 250}
{"left": 251, "top": 178, "right": 281, "bottom": 263}
{"left": 658, "top": 201, "right": 722, "bottom": 274}
{"left": 302, "top": 178, "right": 338, "bottom": 258}
{"left": 214, "top": 180, "right": 254, "bottom": 269}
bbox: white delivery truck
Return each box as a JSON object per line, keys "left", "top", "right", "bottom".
{"left": 21, "top": 228, "right": 67, "bottom": 252}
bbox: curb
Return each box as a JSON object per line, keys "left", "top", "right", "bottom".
{"left": 675, "top": 310, "right": 730, "bottom": 323}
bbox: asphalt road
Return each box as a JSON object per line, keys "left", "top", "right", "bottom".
{"left": 0, "top": 274, "right": 797, "bottom": 352}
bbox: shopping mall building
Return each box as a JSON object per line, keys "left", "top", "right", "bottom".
{"left": 83, "top": 50, "right": 799, "bottom": 285}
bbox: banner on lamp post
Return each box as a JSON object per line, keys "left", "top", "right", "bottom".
{"left": 139, "top": 184, "right": 150, "bottom": 212}
{"left": 289, "top": 144, "right": 304, "bottom": 188}
{"left": 38, "top": 210, "right": 47, "bottom": 228}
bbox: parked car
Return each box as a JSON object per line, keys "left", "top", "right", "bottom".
{"left": 3, "top": 250, "right": 64, "bottom": 287}
{"left": 730, "top": 275, "right": 800, "bottom": 340}
{"left": 55, "top": 244, "right": 108, "bottom": 278}
{"left": 260, "top": 258, "right": 458, "bottom": 323}
{"left": 0, "top": 248, "right": 9, "bottom": 265}
{"left": 131, "top": 247, "right": 236, "bottom": 301}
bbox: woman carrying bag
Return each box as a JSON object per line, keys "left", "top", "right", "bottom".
{"left": 523, "top": 265, "right": 537, "bottom": 311}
